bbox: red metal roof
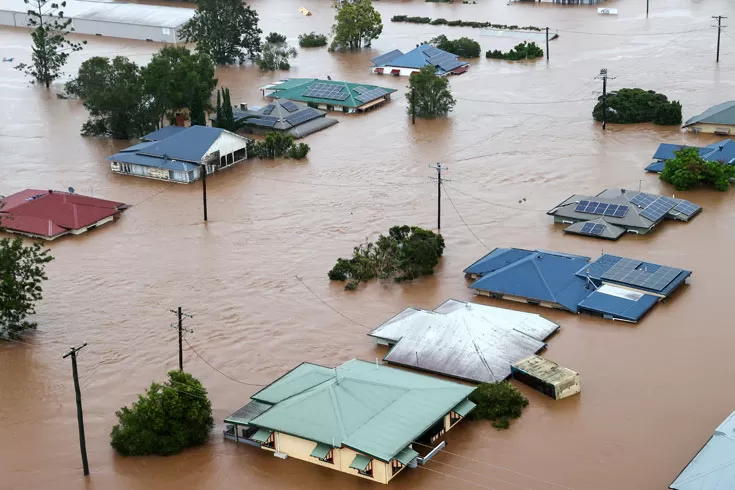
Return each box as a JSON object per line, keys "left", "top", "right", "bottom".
{"left": 0, "top": 189, "right": 127, "bottom": 239}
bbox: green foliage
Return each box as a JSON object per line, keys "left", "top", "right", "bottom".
{"left": 392, "top": 15, "right": 543, "bottom": 31}
{"left": 0, "top": 237, "right": 54, "bottom": 340}
{"left": 298, "top": 32, "right": 328, "bottom": 48}
{"left": 330, "top": 0, "right": 382, "bottom": 51}
{"left": 430, "top": 35, "right": 481, "bottom": 58}
{"left": 468, "top": 382, "right": 529, "bottom": 430}
{"left": 255, "top": 34, "right": 297, "bottom": 71}
{"left": 287, "top": 142, "right": 310, "bottom": 159}
{"left": 486, "top": 41, "right": 543, "bottom": 60}
{"left": 179, "top": 0, "right": 262, "bottom": 65}
{"left": 592, "top": 88, "right": 682, "bottom": 126}
{"left": 250, "top": 132, "right": 309, "bottom": 160}
{"left": 660, "top": 147, "right": 735, "bottom": 191}
{"left": 110, "top": 371, "right": 214, "bottom": 456}
{"left": 213, "top": 87, "right": 240, "bottom": 131}
{"left": 407, "top": 65, "right": 456, "bottom": 118}
{"left": 328, "top": 226, "right": 445, "bottom": 290}
{"left": 15, "top": 0, "right": 86, "bottom": 88}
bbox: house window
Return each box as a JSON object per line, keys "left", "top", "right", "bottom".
{"left": 391, "top": 459, "right": 404, "bottom": 475}
{"left": 322, "top": 449, "right": 334, "bottom": 464}
{"left": 262, "top": 432, "right": 276, "bottom": 449}
{"left": 120, "top": 163, "right": 132, "bottom": 173}
{"left": 359, "top": 459, "right": 373, "bottom": 478}
{"left": 450, "top": 410, "right": 462, "bottom": 427}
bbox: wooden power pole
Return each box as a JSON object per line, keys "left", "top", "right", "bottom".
{"left": 63, "top": 344, "right": 89, "bottom": 476}
{"left": 713, "top": 15, "right": 727, "bottom": 63}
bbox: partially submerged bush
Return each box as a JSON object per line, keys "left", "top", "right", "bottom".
{"left": 249, "top": 132, "right": 310, "bottom": 159}
{"left": 592, "top": 88, "right": 682, "bottom": 125}
{"left": 486, "top": 41, "right": 543, "bottom": 60}
{"left": 298, "top": 32, "right": 328, "bottom": 47}
{"left": 430, "top": 34, "right": 481, "bottom": 58}
{"left": 392, "top": 15, "right": 543, "bottom": 31}
{"left": 660, "top": 147, "right": 735, "bottom": 191}
{"left": 469, "top": 381, "right": 529, "bottom": 430}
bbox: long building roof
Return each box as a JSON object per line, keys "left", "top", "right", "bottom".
{"left": 371, "top": 44, "right": 469, "bottom": 75}
{"left": 683, "top": 100, "right": 735, "bottom": 127}
{"left": 264, "top": 78, "right": 396, "bottom": 109}
{"left": 368, "top": 299, "right": 559, "bottom": 383}
{"left": 225, "top": 359, "right": 474, "bottom": 463}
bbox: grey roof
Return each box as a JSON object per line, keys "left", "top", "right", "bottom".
{"left": 368, "top": 299, "right": 560, "bottom": 383}
{"left": 232, "top": 99, "right": 336, "bottom": 134}
{"left": 670, "top": 410, "right": 735, "bottom": 490}
{"left": 547, "top": 188, "right": 701, "bottom": 240}
{"left": 563, "top": 217, "right": 626, "bottom": 240}
{"left": 684, "top": 101, "right": 735, "bottom": 127}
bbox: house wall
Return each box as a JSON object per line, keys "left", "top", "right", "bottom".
{"left": 205, "top": 131, "right": 249, "bottom": 160}
{"left": 110, "top": 161, "right": 195, "bottom": 184}
{"left": 686, "top": 123, "right": 734, "bottom": 135}
{"left": 556, "top": 374, "right": 581, "bottom": 399}
{"left": 372, "top": 66, "right": 420, "bottom": 77}
{"left": 475, "top": 290, "right": 561, "bottom": 310}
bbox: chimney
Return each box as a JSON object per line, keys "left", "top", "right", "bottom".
{"left": 239, "top": 102, "right": 248, "bottom": 111}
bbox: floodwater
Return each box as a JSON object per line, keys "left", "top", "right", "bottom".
{"left": 1, "top": 0, "right": 735, "bottom": 489}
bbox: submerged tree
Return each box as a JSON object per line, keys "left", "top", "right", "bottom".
{"left": 249, "top": 132, "right": 310, "bottom": 159}
{"left": 15, "top": 0, "right": 86, "bottom": 88}
{"left": 407, "top": 65, "right": 456, "bottom": 118}
{"left": 180, "top": 0, "right": 262, "bottom": 64}
{"left": 592, "top": 88, "right": 682, "bottom": 125}
{"left": 330, "top": 0, "right": 382, "bottom": 51}
{"left": 429, "top": 34, "right": 481, "bottom": 58}
{"left": 255, "top": 32, "right": 297, "bottom": 71}
{"left": 660, "top": 147, "right": 735, "bottom": 191}
{"left": 469, "top": 382, "right": 529, "bottom": 429}
{"left": 213, "top": 87, "right": 239, "bottom": 131}
{"left": 110, "top": 371, "right": 214, "bottom": 456}
{"left": 0, "top": 237, "right": 54, "bottom": 340}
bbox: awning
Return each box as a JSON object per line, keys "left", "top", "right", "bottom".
{"left": 451, "top": 398, "right": 476, "bottom": 417}
{"left": 349, "top": 453, "right": 372, "bottom": 471}
{"left": 357, "top": 98, "right": 386, "bottom": 111}
{"left": 390, "top": 69, "right": 400, "bottom": 75}
{"left": 250, "top": 428, "right": 273, "bottom": 443}
{"left": 394, "top": 446, "right": 419, "bottom": 466}
{"left": 375, "top": 67, "right": 384, "bottom": 74}
{"left": 310, "top": 442, "right": 332, "bottom": 460}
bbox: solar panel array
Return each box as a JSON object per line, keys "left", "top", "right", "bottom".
{"left": 355, "top": 87, "right": 389, "bottom": 103}
{"left": 629, "top": 192, "right": 656, "bottom": 208}
{"left": 281, "top": 101, "right": 299, "bottom": 113}
{"left": 285, "top": 107, "right": 321, "bottom": 127}
{"left": 575, "top": 200, "right": 629, "bottom": 218}
{"left": 262, "top": 104, "right": 275, "bottom": 115}
{"left": 672, "top": 200, "right": 701, "bottom": 217}
{"left": 249, "top": 116, "right": 278, "bottom": 128}
{"left": 580, "top": 223, "right": 605, "bottom": 236}
{"left": 302, "top": 83, "right": 349, "bottom": 101}
{"left": 353, "top": 86, "right": 369, "bottom": 95}
{"left": 639, "top": 196, "right": 677, "bottom": 222}
{"left": 601, "top": 258, "right": 681, "bottom": 292}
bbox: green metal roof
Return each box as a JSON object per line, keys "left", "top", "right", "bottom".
{"left": 240, "top": 359, "right": 475, "bottom": 463}
{"left": 251, "top": 428, "right": 273, "bottom": 443}
{"left": 395, "top": 446, "right": 419, "bottom": 466}
{"left": 350, "top": 453, "right": 372, "bottom": 471}
{"left": 310, "top": 442, "right": 332, "bottom": 460}
{"left": 224, "top": 400, "right": 272, "bottom": 425}
{"left": 452, "top": 399, "right": 476, "bottom": 417}
{"left": 265, "top": 78, "right": 397, "bottom": 109}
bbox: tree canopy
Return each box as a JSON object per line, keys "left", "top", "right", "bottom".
{"left": 660, "top": 147, "right": 735, "bottom": 191}
{"left": 469, "top": 382, "right": 529, "bottom": 429}
{"left": 299, "top": 32, "right": 328, "bottom": 48}
{"left": 0, "top": 237, "right": 54, "bottom": 340}
{"left": 110, "top": 370, "right": 214, "bottom": 456}
{"left": 407, "top": 65, "right": 456, "bottom": 118}
{"left": 249, "top": 132, "right": 310, "bottom": 160}
{"left": 592, "top": 88, "right": 682, "bottom": 125}
{"left": 255, "top": 32, "right": 297, "bottom": 71}
{"left": 328, "top": 225, "right": 445, "bottom": 290}
{"left": 430, "top": 35, "right": 481, "bottom": 58}
{"left": 486, "top": 41, "right": 543, "bottom": 60}
{"left": 180, "top": 0, "right": 262, "bottom": 65}
{"left": 330, "top": 0, "right": 382, "bottom": 51}
{"left": 15, "top": 0, "right": 85, "bottom": 88}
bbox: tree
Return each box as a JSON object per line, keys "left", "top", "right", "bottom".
{"left": 255, "top": 33, "right": 297, "bottom": 71}
{"left": 429, "top": 35, "right": 481, "bottom": 58}
{"left": 328, "top": 225, "right": 445, "bottom": 290}
{"left": 65, "top": 56, "right": 156, "bottom": 139}
{"left": 592, "top": 88, "right": 682, "bottom": 125}
{"left": 15, "top": 0, "right": 85, "bottom": 88}
{"left": 249, "top": 132, "right": 309, "bottom": 159}
{"left": 486, "top": 41, "right": 543, "bottom": 60}
{"left": 110, "top": 371, "right": 214, "bottom": 456}
{"left": 298, "top": 32, "right": 328, "bottom": 48}
{"left": 330, "top": 0, "right": 382, "bottom": 51}
{"left": 660, "top": 147, "right": 735, "bottom": 191}
{"left": 469, "top": 382, "right": 529, "bottom": 429}
{"left": 0, "top": 237, "right": 54, "bottom": 340}
{"left": 142, "top": 46, "right": 217, "bottom": 126}
{"left": 213, "top": 87, "right": 240, "bottom": 131}
{"left": 180, "top": 0, "right": 262, "bottom": 65}
{"left": 406, "top": 65, "right": 456, "bottom": 118}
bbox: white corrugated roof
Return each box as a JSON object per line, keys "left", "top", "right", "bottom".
{"left": 1, "top": 0, "right": 194, "bottom": 28}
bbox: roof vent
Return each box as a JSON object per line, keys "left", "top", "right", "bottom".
{"left": 240, "top": 102, "right": 248, "bottom": 110}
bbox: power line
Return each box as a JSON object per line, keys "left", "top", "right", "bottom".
{"left": 427, "top": 459, "right": 536, "bottom": 490}
{"left": 441, "top": 184, "right": 491, "bottom": 250}
{"left": 294, "top": 275, "right": 368, "bottom": 328}
{"left": 553, "top": 27, "right": 711, "bottom": 36}
{"left": 420, "top": 466, "right": 499, "bottom": 490}
{"left": 444, "top": 184, "right": 547, "bottom": 212}
{"left": 455, "top": 96, "right": 595, "bottom": 105}
{"left": 251, "top": 174, "right": 429, "bottom": 189}
{"left": 183, "top": 337, "right": 266, "bottom": 387}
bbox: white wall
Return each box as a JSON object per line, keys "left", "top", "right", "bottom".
{"left": 204, "top": 131, "right": 248, "bottom": 160}
{"left": 372, "top": 66, "right": 419, "bottom": 77}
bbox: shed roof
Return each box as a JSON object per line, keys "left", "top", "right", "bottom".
{"left": 264, "top": 78, "right": 396, "bottom": 108}
{"left": 670, "top": 410, "right": 735, "bottom": 490}
{"left": 238, "top": 359, "right": 474, "bottom": 463}
{"left": 370, "top": 44, "right": 469, "bottom": 75}
{"left": 511, "top": 355, "right": 578, "bottom": 388}
{"left": 368, "top": 299, "right": 559, "bottom": 383}
{"left": 684, "top": 100, "right": 735, "bottom": 127}
{"left": 647, "top": 139, "right": 735, "bottom": 172}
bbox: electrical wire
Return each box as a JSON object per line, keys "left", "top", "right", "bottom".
{"left": 0, "top": 336, "right": 37, "bottom": 347}
{"left": 441, "top": 184, "right": 491, "bottom": 251}
{"left": 553, "top": 27, "right": 712, "bottom": 37}
{"left": 294, "top": 275, "right": 368, "bottom": 328}
{"left": 444, "top": 184, "right": 548, "bottom": 212}
{"left": 420, "top": 466, "right": 499, "bottom": 490}
{"left": 455, "top": 96, "right": 596, "bottom": 105}
{"left": 251, "top": 174, "right": 429, "bottom": 189}
{"left": 183, "top": 337, "right": 266, "bottom": 387}
{"left": 427, "top": 459, "right": 536, "bottom": 490}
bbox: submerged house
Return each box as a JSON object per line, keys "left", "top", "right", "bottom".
{"left": 108, "top": 125, "right": 249, "bottom": 184}
{"left": 646, "top": 139, "right": 735, "bottom": 173}
{"left": 670, "top": 409, "right": 735, "bottom": 489}
{"left": 262, "top": 78, "right": 396, "bottom": 113}
{"left": 682, "top": 101, "right": 735, "bottom": 135}
{"left": 370, "top": 44, "right": 470, "bottom": 77}
{"left": 230, "top": 99, "right": 338, "bottom": 138}
{"left": 464, "top": 248, "right": 692, "bottom": 323}
{"left": 0, "top": 189, "right": 127, "bottom": 241}
{"left": 224, "top": 359, "right": 475, "bottom": 484}
{"left": 547, "top": 188, "right": 701, "bottom": 240}
{"left": 368, "top": 299, "right": 560, "bottom": 383}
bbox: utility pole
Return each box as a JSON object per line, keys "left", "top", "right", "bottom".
{"left": 430, "top": 163, "right": 446, "bottom": 230}
{"left": 712, "top": 16, "right": 727, "bottom": 63}
{"left": 646, "top": 0, "right": 649, "bottom": 18}
{"left": 170, "top": 307, "right": 193, "bottom": 370}
{"left": 595, "top": 69, "right": 615, "bottom": 130}
{"left": 412, "top": 87, "right": 416, "bottom": 125}
{"left": 63, "top": 344, "right": 89, "bottom": 476}
{"left": 201, "top": 163, "right": 208, "bottom": 222}
{"left": 545, "top": 27, "right": 550, "bottom": 62}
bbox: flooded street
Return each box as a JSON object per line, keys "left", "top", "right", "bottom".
{"left": 2, "top": 0, "right": 735, "bottom": 488}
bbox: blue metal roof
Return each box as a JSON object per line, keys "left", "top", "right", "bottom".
{"left": 141, "top": 125, "right": 187, "bottom": 141}
{"left": 648, "top": 139, "right": 735, "bottom": 173}
{"left": 645, "top": 160, "right": 666, "bottom": 173}
{"left": 107, "top": 151, "right": 199, "bottom": 171}
{"left": 371, "top": 44, "right": 469, "bottom": 75}
{"left": 578, "top": 290, "right": 659, "bottom": 322}
{"left": 652, "top": 143, "right": 693, "bottom": 160}
{"left": 463, "top": 248, "right": 533, "bottom": 276}
{"left": 576, "top": 254, "right": 622, "bottom": 281}
{"left": 138, "top": 126, "right": 223, "bottom": 163}
{"left": 371, "top": 49, "right": 403, "bottom": 67}
{"left": 119, "top": 141, "right": 156, "bottom": 153}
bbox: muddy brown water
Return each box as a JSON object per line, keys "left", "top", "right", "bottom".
{"left": 2, "top": 0, "right": 735, "bottom": 489}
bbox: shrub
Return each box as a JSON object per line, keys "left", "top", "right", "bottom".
{"left": 469, "top": 382, "right": 529, "bottom": 430}
{"left": 391, "top": 15, "right": 543, "bottom": 31}
{"left": 430, "top": 18, "right": 448, "bottom": 25}
{"left": 265, "top": 32, "right": 287, "bottom": 44}
{"left": 660, "top": 147, "right": 735, "bottom": 191}
{"left": 430, "top": 34, "right": 481, "bottom": 58}
{"left": 250, "top": 132, "right": 309, "bottom": 159}
{"left": 592, "top": 88, "right": 682, "bottom": 125}
{"left": 255, "top": 34, "right": 297, "bottom": 71}
{"left": 287, "top": 142, "right": 310, "bottom": 159}
{"left": 486, "top": 41, "right": 543, "bottom": 60}
{"left": 298, "top": 32, "right": 328, "bottom": 47}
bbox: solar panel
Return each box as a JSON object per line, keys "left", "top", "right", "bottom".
{"left": 672, "top": 200, "right": 700, "bottom": 217}
{"left": 284, "top": 108, "right": 321, "bottom": 126}
{"left": 601, "top": 258, "right": 682, "bottom": 292}
{"left": 353, "top": 86, "right": 369, "bottom": 94}
{"left": 281, "top": 101, "right": 299, "bottom": 113}
{"left": 249, "top": 116, "right": 278, "bottom": 128}
{"left": 303, "top": 83, "right": 349, "bottom": 101}
{"left": 629, "top": 192, "right": 656, "bottom": 208}
{"left": 639, "top": 196, "right": 677, "bottom": 222}
{"left": 602, "top": 204, "right": 629, "bottom": 218}
{"left": 262, "top": 104, "right": 275, "bottom": 115}
{"left": 580, "top": 222, "right": 605, "bottom": 236}
{"left": 574, "top": 200, "right": 627, "bottom": 218}
{"left": 355, "top": 88, "right": 389, "bottom": 103}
